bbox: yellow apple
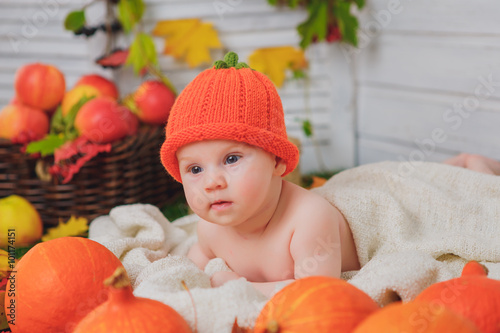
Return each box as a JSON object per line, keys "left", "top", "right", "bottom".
{"left": 61, "top": 84, "right": 102, "bottom": 117}
{"left": 0, "top": 195, "right": 43, "bottom": 248}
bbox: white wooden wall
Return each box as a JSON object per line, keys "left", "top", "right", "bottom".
{"left": 5, "top": 1, "right": 498, "bottom": 174}
{"left": 0, "top": 0, "right": 356, "bottom": 175}
{"left": 354, "top": 0, "right": 500, "bottom": 165}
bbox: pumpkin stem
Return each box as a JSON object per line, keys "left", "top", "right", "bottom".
{"left": 461, "top": 261, "right": 489, "bottom": 277}
{"left": 266, "top": 320, "right": 280, "bottom": 333}
{"left": 104, "top": 267, "right": 131, "bottom": 289}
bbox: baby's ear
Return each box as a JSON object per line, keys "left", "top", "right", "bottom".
{"left": 274, "top": 156, "right": 287, "bottom": 176}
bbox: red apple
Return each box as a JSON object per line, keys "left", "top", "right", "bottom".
{"left": 125, "top": 80, "right": 176, "bottom": 125}
{"left": 14, "top": 63, "right": 66, "bottom": 111}
{"left": 75, "top": 74, "right": 119, "bottom": 100}
{"left": 9, "top": 96, "right": 20, "bottom": 105}
{"left": 0, "top": 104, "right": 49, "bottom": 142}
{"left": 74, "top": 97, "right": 138, "bottom": 144}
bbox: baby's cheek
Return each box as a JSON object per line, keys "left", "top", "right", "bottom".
{"left": 184, "top": 187, "right": 208, "bottom": 212}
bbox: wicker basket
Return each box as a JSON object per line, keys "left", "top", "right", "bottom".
{"left": 0, "top": 125, "right": 183, "bottom": 228}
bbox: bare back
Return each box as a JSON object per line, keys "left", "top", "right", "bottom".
{"left": 196, "top": 180, "right": 360, "bottom": 282}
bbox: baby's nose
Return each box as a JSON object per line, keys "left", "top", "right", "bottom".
{"left": 204, "top": 169, "right": 228, "bottom": 191}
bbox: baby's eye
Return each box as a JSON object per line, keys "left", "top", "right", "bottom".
{"left": 225, "top": 155, "right": 240, "bottom": 165}
{"left": 189, "top": 166, "right": 203, "bottom": 174}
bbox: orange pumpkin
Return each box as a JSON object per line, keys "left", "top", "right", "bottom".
{"left": 5, "top": 237, "right": 123, "bottom": 333}
{"left": 353, "top": 301, "right": 480, "bottom": 333}
{"left": 253, "top": 276, "right": 379, "bottom": 333}
{"left": 73, "top": 267, "right": 192, "bottom": 333}
{"left": 415, "top": 261, "right": 500, "bottom": 333}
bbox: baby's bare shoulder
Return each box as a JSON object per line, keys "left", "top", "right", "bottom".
{"left": 283, "top": 181, "right": 340, "bottom": 220}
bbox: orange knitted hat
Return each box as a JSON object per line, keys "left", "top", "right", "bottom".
{"left": 160, "top": 52, "right": 299, "bottom": 183}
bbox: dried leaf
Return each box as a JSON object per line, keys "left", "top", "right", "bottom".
{"left": 248, "top": 46, "right": 307, "bottom": 87}
{"left": 152, "top": 18, "right": 222, "bottom": 68}
{"left": 49, "top": 137, "right": 112, "bottom": 184}
{"left": 231, "top": 318, "right": 253, "bottom": 333}
{"left": 96, "top": 49, "right": 130, "bottom": 68}
{"left": 41, "top": 216, "right": 89, "bottom": 242}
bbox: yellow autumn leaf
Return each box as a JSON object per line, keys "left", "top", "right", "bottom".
{"left": 248, "top": 46, "right": 308, "bottom": 87}
{"left": 41, "top": 216, "right": 88, "bottom": 242}
{"left": 152, "top": 18, "right": 222, "bottom": 68}
{"left": 0, "top": 249, "right": 17, "bottom": 279}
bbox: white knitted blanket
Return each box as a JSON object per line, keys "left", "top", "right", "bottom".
{"left": 88, "top": 161, "right": 500, "bottom": 333}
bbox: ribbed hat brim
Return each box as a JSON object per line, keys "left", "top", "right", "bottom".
{"left": 161, "top": 123, "right": 299, "bottom": 183}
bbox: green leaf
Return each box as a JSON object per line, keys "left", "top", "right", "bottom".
{"left": 333, "top": 1, "right": 359, "bottom": 47}
{"left": 268, "top": 0, "right": 300, "bottom": 7}
{"left": 126, "top": 32, "right": 158, "bottom": 75}
{"left": 50, "top": 106, "right": 65, "bottom": 135}
{"left": 117, "top": 0, "right": 145, "bottom": 33}
{"left": 292, "top": 69, "right": 305, "bottom": 79}
{"left": 64, "top": 95, "right": 96, "bottom": 139}
{"left": 64, "top": 10, "right": 86, "bottom": 32}
{"left": 353, "top": 0, "right": 366, "bottom": 9}
{"left": 302, "top": 119, "right": 313, "bottom": 137}
{"left": 26, "top": 135, "right": 67, "bottom": 156}
{"left": 297, "top": 1, "right": 328, "bottom": 49}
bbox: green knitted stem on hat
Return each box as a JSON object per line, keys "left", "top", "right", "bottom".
{"left": 214, "top": 52, "right": 250, "bottom": 70}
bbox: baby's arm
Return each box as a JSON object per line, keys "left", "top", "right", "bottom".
{"left": 187, "top": 221, "right": 215, "bottom": 270}
{"left": 289, "top": 202, "right": 343, "bottom": 279}
{"left": 187, "top": 242, "right": 211, "bottom": 270}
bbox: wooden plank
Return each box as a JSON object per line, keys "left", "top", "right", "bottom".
{"left": 0, "top": 22, "right": 74, "bottom": 39}
{"left": 357, "top": 34, "right": 500, "bottom": 98}
{"left": 143, "top": 8, "right": 306, "bottom": 33}
{"left": 358, "top": 86, "right": 500, "bottom": 159}
{"left": 0, "top": 3, "right": 83, "bottom": 22}
{"left": 0, "top": 56, "right": 98, "bottom": 73}
{"left": 360, "top": 0, "right": 500, "bottom": 35}
{"left": 144, "top": 0, "right": 280, "bottom": 21}
{"left": 1, "top": 0, "right": 88, "bottom": 5}
{"left": 0, "top": 37, "right": 89, "bottom": 57}
{"left": 357, "top": 138, "right": 455, "bottom": 166}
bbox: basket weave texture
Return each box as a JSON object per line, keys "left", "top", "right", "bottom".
{"left": 0, "top": 125, "right": 182, "bottom": 227}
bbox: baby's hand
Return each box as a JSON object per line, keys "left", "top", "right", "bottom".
{"left": 210, "top": 271, "right": 241, "bottom": 287}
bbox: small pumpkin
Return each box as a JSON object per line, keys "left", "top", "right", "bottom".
{"left": 353, "top": 301, "right": 480, "bottom": 333}
{"left": 73, "top": 267, "right": 192, "bottom": 333}
{"left": 253, "top": 276, "right": 379, "bottom": 333}
{"left": 415, "top": 261, "right": 500, "bottom": 333}
{"left": 5, "top": 237, "right": 123, "bottom": 333}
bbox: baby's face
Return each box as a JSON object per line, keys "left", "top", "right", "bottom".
{"left": 176, "top": 140, "right": 286, "bottom": 227}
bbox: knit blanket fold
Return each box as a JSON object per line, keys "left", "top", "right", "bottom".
{"left": 89, "top": 161, "right": 500, "bottom": 333}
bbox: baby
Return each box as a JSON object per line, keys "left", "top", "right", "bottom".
{"left": 160, "top": 52, "right": 500, "bottom": 297}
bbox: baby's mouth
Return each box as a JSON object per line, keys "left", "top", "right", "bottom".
{"left": 210, "top": 200, "right": 232, "bottom": 210}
